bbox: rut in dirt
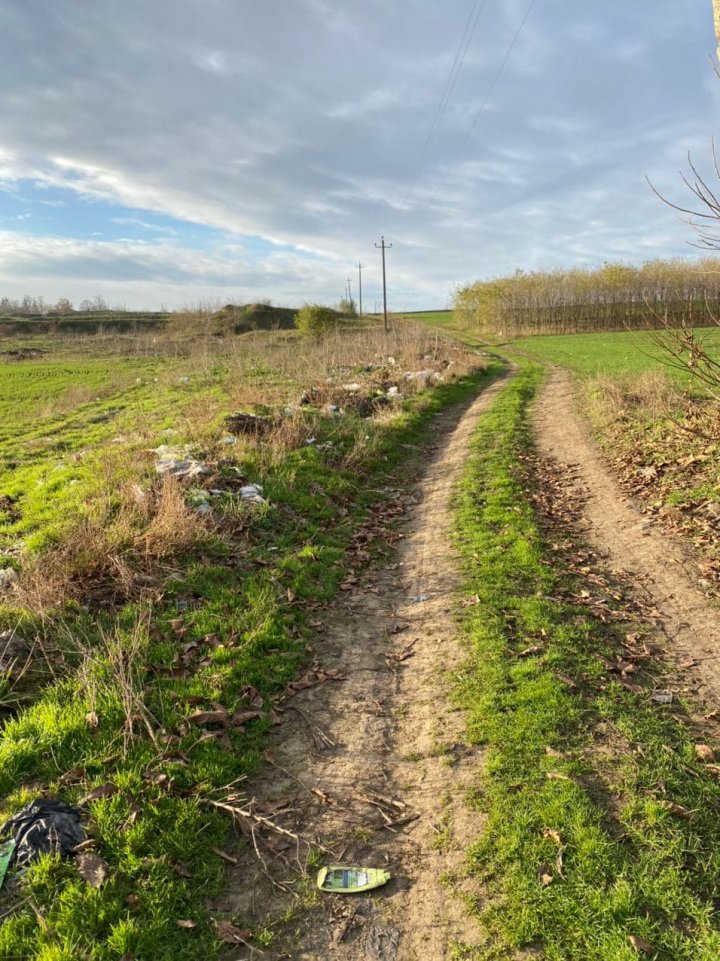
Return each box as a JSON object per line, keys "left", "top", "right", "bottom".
{"left": 534, "top": 367, "right": 720, "bottom": 710}
{"left": 212, "top": 374, "right": 510, "bottom": 960}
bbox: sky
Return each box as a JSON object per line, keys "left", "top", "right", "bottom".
{"left": 0, "top": 0, "right": 718, "bottom": 311}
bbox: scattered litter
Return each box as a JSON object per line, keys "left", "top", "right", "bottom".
{"left": 403, "top": 370, "right": 433, "bottom": 385}
{"left": 343, "top": 383, "right": 361, "bottom": 393}
{"left": 410, "top": 594, "right": 432, "bottom": 604}
{"left": 219, "top": 434, "right": 237, "bottom": 445}
{"left": 0, "top": 568, "right": 18, "bottom": 590}
{"left": 305, "top": 437, "right": 317, "bottom": 445}
{"left": 178, "top": 376, "right": 190, "bottom": 384}
{"left": 0, "top": 839, "right": 15, "bottom": 891}
{"left": 153, "top": 445, "right": 209, "bottom": 479}
{"left": 317, "top": 866, "right": 391, "bottom": 894}
{"left": 651, "top": 689, "right": 674, "bottom": 704}
{"left": 0, "top": 799, "right": 86, "bottom": 869}
{"left": 240, "top": 484, "right": 266, "bottom": 504}
{"left": 324, "top": 404, "right": 342, "bottom": 415}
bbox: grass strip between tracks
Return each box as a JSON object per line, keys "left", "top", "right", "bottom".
{"left": 454, "top": 365, "right": 720, "bottom": 961}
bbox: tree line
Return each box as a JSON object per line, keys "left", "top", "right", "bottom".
{"left": 453, "top": 259, "right": 720, "bottom": 337}
{"left": 0, "top": 295, "right": 122, "bottom": 316}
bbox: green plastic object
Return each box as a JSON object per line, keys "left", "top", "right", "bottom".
{"left": 317, "top": 866, "right": 391, "bottom": 894}
{"left": 0, "top": 839, "right": 16, "bottom": 890}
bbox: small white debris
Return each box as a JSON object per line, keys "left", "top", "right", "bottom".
{"left": 220, "top": 435, "right": 237, "bottom": 445}
{"left": 651, "top": 689, "right": 674, "bottom": 704}
{"left": 343, "top": 383, "right": 361, "bottom": 393}
{"left": 240, "top": 484, "right": 266, "bottom": 505}
{"left": 0, "top": 568, "right": 19, "bottom": 590}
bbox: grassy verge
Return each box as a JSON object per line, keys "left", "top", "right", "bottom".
{"left": 0, "top": 324, "right": 502, "bottom": 961}
{"left": 453, "top": 365, "right": 720, "bottom": 960}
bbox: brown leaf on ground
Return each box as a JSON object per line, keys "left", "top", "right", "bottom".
{"left": 172, "top": 861, "right": 192, "bottom": 878}
{"left": 125, "top": 894, "right": 141, "bottom": 909}
{"left": 658, "top": 800, "right": 693, "bottom": 819}
{"left": 215, "top": 920, "right": 252, "bottom": 944}
{"left": 695, "top": 744, "right": 715, "bottom": 763}
{"left": 212, "top": 847, "right": 239, "bottom": 865}
{"left": 539, "top": 866, "right": 554, "bottom": 886}
{"left": 231, "top": 709, "right": 264, "bottom": 727}
{"left": 187, "top": 709, "right": 230, "bottom": 728}
{"left": 628, "top": 934, "right": 654, "bottom": 954}
{"left": 76, "top": 852, "right": 110, "bottom": 887}
{"left": 79, "top": 783, "right": 118, "bottom": 805}
{"left": 542, "top": 828, "right": 562, "bottom": 845}
{"left": 518, "top": 644, "right": 544, "bottom": 657}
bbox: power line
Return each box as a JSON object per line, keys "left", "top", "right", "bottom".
{"left": 403, "top": 0, "right": 488, "bottom": 205}
{"left": 432, "top": 0, "right": 536, "bottom": 202}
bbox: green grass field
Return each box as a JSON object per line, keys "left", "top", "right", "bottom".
{"left": 508, "top": 328, "right": 720, "bottom": 382}
{"left": 0, "top": 321, "right": 499, "bottom": 961}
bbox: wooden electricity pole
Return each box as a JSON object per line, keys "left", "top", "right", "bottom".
{"left": 374, "top": 236, "right": 392, "bottom": 333}
{"left": 356, "top": 261, "right": 365, "bottom": 318}
{"left": 714, "top": 0, "right": 720, "bottom": 60}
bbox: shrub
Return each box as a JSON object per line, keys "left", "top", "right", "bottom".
{"left": 294, "top": 303, "right": 339, "bottom": 337}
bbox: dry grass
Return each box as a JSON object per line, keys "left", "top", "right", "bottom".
{"left": 16, "top": 474, "right": 213, "bottom": 614}
{"left": 587, "top": 369, "right": 681, "bottom": 425}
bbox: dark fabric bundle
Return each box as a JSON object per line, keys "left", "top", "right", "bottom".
{"left": 0, "top": 799, "right": 86, "bottom": 867}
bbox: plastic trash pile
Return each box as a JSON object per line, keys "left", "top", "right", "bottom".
{"left": 153, "top": 445, "right": 209, "bottom": 479}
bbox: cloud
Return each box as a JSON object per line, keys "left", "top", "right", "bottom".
{"left": 0, "top": 0, "right": 716, "bottom": 308}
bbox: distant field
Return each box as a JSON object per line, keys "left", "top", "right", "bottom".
{"left": 397, "top": 309, "right": 457, "bottom": 328}
{"left": 509, "top": 328, "right": 720, "bottom": 382}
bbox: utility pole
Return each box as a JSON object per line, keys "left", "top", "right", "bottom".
{"left": 374, "top": 236, "right": 392, "bottom": 333}
{"left": 714, "top": 0, "right": 720, "bottom": 60}
{"left": 356, "top": 261, "right": 365, "bottom": 318}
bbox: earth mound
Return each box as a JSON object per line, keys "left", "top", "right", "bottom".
{"left": 211, "top": 303, "right": 298, "bottom": 335}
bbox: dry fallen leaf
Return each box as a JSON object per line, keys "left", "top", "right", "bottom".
{"left": 542, "top": 828, "right": 562, "bottom": 845}
{"left": 231, "top": 709, "right": 264, "bottom": 727}
{"left": 76, "top": 852, "right": 109, "bottom": 888}
{"left": 212, "top": 847, "right": 239, "bottom": 865}
{"left": 214, "top": 920, "right": 252, "bottom": 944}
{"left": 125, "top": 894, "right": 141, "bottom": 909}
{"left": 539, "top": 866, "right": 554, "bottom": 886}
{"left": 695, "top": 744, "right": 715, "bottom": 763}
{"left": 187, "top": 709, "right": 230, "bottom": 728}
{"left": 79, "top": 783, "right": 118, "bottom": 805}
{"left": 628, "top": 933, "right": 654, "bottom": 954}
{"left": 658, "top": 800, "right": 693, "bottom": 820}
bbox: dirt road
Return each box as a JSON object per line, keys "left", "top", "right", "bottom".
{"left": 213, "top": 376, "right": 509, "bottom": 959}
{"left": 534, "top": 367, "right": 720, "bottom": 709}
